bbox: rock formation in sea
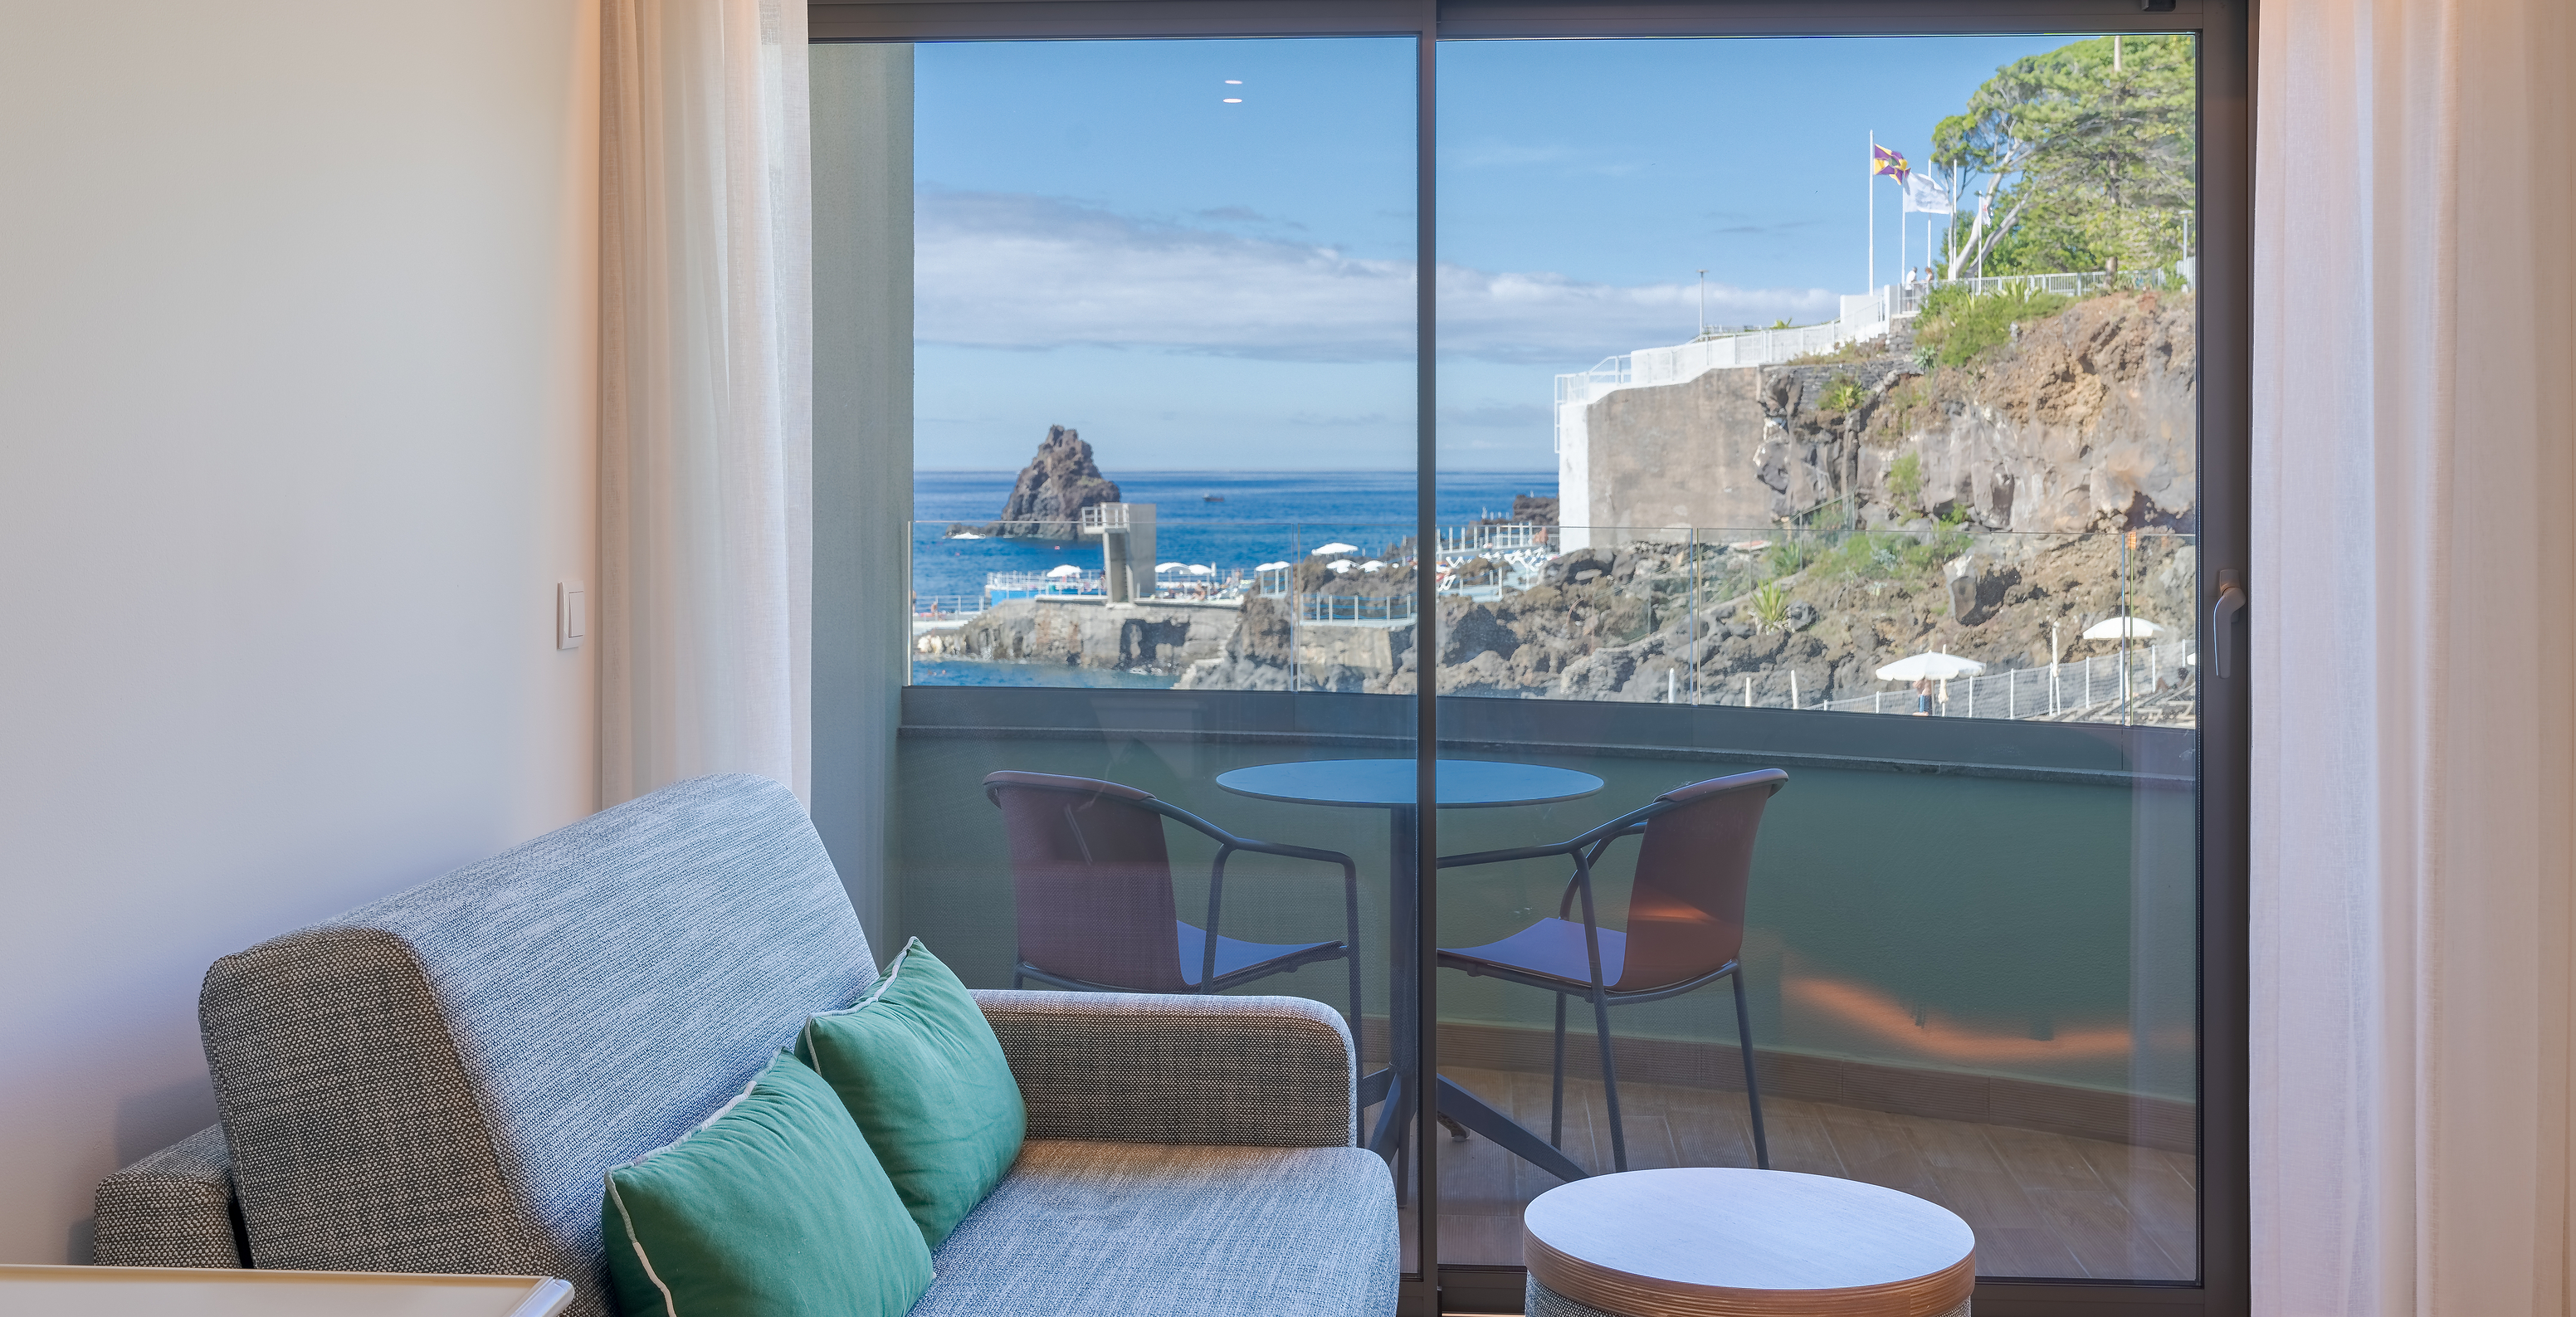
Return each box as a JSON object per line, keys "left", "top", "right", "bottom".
{"left": 952, "top": 425, "right": 1121, "bottom": 539}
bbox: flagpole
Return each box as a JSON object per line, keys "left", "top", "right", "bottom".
{"left": 1867, "top": 130, "right": 1876, "bottom": 290}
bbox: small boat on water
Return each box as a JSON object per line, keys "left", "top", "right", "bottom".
{"left": 949, "top": 531, "right": 984, "bottom": 539}
{"left": 1203, "top": 494, "right": 1226, "bottom": 503}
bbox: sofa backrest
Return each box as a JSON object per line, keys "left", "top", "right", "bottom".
{"left": 199, "top": 775, "right": 876, "bottom": 1316}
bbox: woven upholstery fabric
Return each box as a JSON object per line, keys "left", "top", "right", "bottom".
{"left": 92, "top": 1123, "right": 245, "bottom": 1268}
{"left": 913, "top": 1139, "right": 1398, "bottom": 1317}
{"left": 198, "top": 774, "right": 876, "bottom": 1317}
{"left": 971, "top": 989, "right": 1356, "bottom": 1146}
{"left": 1526, "top": 1277, "right": 1970, "bottom": 1317}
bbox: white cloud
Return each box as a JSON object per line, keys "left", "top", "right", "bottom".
{"left": 915, "top": 189, "right": 1838, "bottom": 368}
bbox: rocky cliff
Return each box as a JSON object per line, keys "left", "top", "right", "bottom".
{"left": 954, "top": 425, "right": 1121, "bottom": 539}
{"left": 1835, "top": 290, "right": 2197, "bottom": 534}
{"left": 1583, "top": 290, "right": 2196, "bottom": 539}
{"left": 1169, "top": 529, "right": 2193, "bottom": 718}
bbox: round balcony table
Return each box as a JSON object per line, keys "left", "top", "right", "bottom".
{"left": 1523, "top": 1168, "right": 1976, "bottom": 1317}
{"left": 1216, "top": 758, "right": 1603, "bottom": 1186}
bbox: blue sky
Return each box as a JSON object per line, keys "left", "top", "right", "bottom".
{"left": 911, "top": 34, "right": 2097, "bottom": 471}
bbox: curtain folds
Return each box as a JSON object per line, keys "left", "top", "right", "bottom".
{"left": 2250, "top": 0, "right": 2574, "bottom": 1312}
{"left": 599, "top": 0, "right": 813, "bottom": 805}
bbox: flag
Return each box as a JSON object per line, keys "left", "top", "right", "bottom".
{"left": 1901, "top": 171, "right": 1954, "bottom": 215}
{"left": 1871, "top": 144, "right": 1909, "bottom": 180}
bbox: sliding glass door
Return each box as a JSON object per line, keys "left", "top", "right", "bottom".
{"left": 827, "top": 32, "right": 1434, "bottom": 1268}
{"left": 811, "top": 6, "right": 2246, "bottom": 1313}
{"left": 1430, "top": 31, "right": 2203, "bottom": 1295}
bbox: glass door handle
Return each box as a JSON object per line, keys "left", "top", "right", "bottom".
{"left": 2210, "top": 570, "right": 2247, "bottom": 679}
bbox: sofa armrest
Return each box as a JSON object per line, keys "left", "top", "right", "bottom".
{"left": 93, "top": 1124, "right": 248, "bottom": 1268}
{"left": 973, "top": 991, "right": 1356, "bottom": 1147}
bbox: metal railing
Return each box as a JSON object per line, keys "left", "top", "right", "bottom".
{"left": 985, "top": 569, "right": 1104, "bottom": 601}
{"left": 1299, "top": 593, "right": 1418, "bottom": 623}
{"left": 1437, "top": 523, "right": 1548, "bottom": 558}
{"left": 911, "top": 593, "right": 982, "bottom": 618}
{"left": 1759, "top": 641, "right": 2198, "bottom": 723}
{"left": 1893, "top": 267, "right": 2195, "bottom": 316}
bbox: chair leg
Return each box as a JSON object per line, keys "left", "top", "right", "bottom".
{"left": 1550, "top": 993, "right": 1569, "bottom": 1147}
{"left": 1593, "top": 993, "right": 1627, "bottom": 1173}
{"left": 1733, "top": 970, "right": 1770, "bottom": 1170}
{"left": 1012, "top": 968, "right": 1024, "bottom": 990}
{"left": 1346, "top": 949, "right": 1364, "bottom": 1043}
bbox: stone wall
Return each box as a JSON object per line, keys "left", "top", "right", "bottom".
{"left": 1582, "top": 363, "right": 1773, "bottom": 544}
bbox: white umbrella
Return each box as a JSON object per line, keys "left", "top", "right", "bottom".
{"left": 1157, "top": 562, "right": 1188, "bottom": 572}
{"left": 1310, "top": 542, "right": 1360, "bottom": 555}
{"left": 1875, "top": 651, "right": 1987, "bottom": 682}
{"left": 1325, "top": 560, "right": 1356, "bottom": 573}
{"left": 2081, "top": 616, "right": 2165, "bottom": 640}
{"left": 1256, "top": 560, "right": 1290, "bottom": 572}
{"left": 1187, "top": 564, "right": 1216, "bottom": 576}
{"left": 1045, "top": 563, "right": 1086, "bottom": 578}
{"left": 1360, "top": 560, "right": 1386, "bottom": 573}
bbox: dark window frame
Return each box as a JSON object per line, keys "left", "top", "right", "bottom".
{"left": 812, "top": 4, "right": 2252, "bottom": 1313}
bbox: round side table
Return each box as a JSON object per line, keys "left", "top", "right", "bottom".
{"left": 1523, "top": 1168, "right": 1976, "bottom": 1317}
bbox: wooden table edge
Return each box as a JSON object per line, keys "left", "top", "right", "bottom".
{"left": 1525, "top": 1230, "right": 1976, "bottom": 1317}
{"left": 0, "top": 1266, "right": 573, "bottom": 1316}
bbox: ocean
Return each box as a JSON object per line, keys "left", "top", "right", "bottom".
{"left": 910, "top": 469, "right": 1556, "bottom": 605}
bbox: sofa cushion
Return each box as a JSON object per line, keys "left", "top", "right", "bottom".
{"left": 797, "top": 939, "right": 1026, "bottom": 1251}
{"left": 198, "top": 774, "right": 877, "bottom": 1317}
{"left": 911, "top": 1139, "right": 1398, "bottom": 1317}
{"left": 604, "top": 1052, "right": 932, "bottom": 1317}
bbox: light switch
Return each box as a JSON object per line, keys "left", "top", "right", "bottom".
{"left": 559, "top": 581, "right": 586, "bottom": 650}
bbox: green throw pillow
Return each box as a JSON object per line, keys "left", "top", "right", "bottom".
{"left": 797, "top": 938, "right": 1027, "bottom": 1251}
{"left": 602, "top": 1051, "right": 933, "bottom": 1317}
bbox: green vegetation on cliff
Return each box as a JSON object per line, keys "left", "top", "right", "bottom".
{"left": 1911, "top": 284, "right": 2075, "bottom": 368}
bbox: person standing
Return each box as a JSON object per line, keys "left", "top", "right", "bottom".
{"left": 1914, "top": 675, "right": 1933, "bottom": 715}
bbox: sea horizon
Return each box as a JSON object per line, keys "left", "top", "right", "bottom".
{"left": 910, "top": 467, "right": 1558, "bottom": 602}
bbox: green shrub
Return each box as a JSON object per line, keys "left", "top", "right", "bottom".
{"left": 1912, "top": 285, "right": 2073, "bottom": 368}
{"left": 1818, "top": 530, "right": 1944, "bottom": 583}
{"left": 1817, "top": 374, "right": 1866, "bottom": 414}
{"left": 1764, "top": 539, "right": 1812, "bottom": 577}
{"left": 1887, "top": 451, "right": 1925, "bottom": 505}
{"left": 1749, "top": 582, "right": 1790, "bottom": 632}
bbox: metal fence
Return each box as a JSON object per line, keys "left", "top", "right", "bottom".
{"left": 1299, "top": 593, "right": 1417, "bottom": 623}
{"left": 1437, "top": 522, "right": 1548, "bottom": 558}
{"left": 911, "top": 593, "right": 982, "bottom": 618}
{"left": 1757, "top": 640, "right": 2198, "bottom": 722}
{"left": 985, "top": 569, "right": 1104, "bottom": 601}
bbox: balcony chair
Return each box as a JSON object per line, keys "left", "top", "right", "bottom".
{"left": 983, "top": 771, "right": 1363, "bottom": 1029}
{"left": 1435, "top": 768, "right": 1786, "bottom": 1173}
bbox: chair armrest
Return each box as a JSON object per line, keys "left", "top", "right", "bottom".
{"left": 1215, "top": 836, "right": 1359, "bottom": 871}
{"left": 973, "top": 989, "right": 1356, "bottom": 1147}
{"left": 93, "top": 1124, "right": 247, "bottom": 1268}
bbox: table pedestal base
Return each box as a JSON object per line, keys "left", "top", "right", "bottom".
{"left": 1526, "top": 1279, "right": 1969, "bottom": 1317}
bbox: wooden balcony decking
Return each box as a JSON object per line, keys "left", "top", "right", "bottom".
{"left": 1385, "top": 1067, "right": 2197, "bottom": 1285}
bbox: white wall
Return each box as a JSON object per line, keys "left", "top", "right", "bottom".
{"left": 0, "top": 0, "right": 600, "bottom": 1262}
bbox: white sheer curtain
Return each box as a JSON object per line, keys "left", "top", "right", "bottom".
{"left": 599, "top": 0, "right": 812, "bottom": 804}
{"left": 2251, "top": 0, "right": 2574, "bottom": 1312}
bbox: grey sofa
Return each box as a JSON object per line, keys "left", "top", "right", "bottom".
{"left": 92, "top": 774, "right": 1398, "bottom": 1317}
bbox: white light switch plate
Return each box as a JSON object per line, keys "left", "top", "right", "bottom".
{"left": 559, "top": 582, "right": 586, "bottom": 650}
